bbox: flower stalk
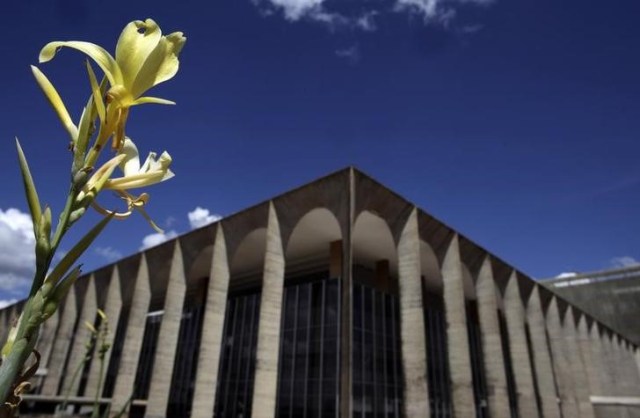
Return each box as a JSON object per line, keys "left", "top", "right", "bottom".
{"left": 0, "top": 19, "right": 184, "bottom": 414}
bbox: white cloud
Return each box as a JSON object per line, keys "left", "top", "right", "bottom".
{"left": 0, "top": 208, "right": 36, "bottom": 295}
{"left": 555, "top": 272, "right": 578, "bottom": 279}
{"left": 140, "top": 230, "right": 178, "bottom": 250}
{"left": 610, "top": 256, "right": 640, "bottom": 269}
{"left": 253, "top": 0, "right": 493, "bottom": 29}
{"left": 188, "top": 207, "right": 222, "bottom": 229}
{"left": 95, "top": 246, "right": 122, "bottom": 262}
{"left": 335, "top": 45, "right": 361, "bottom": 64}
{"left": 0, "top": 299, "right": 17, "bottom": 310}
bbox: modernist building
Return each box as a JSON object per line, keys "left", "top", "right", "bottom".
{"left": 2, "top": 168, "right": 639, "bottom": 418}
{"left": 544, "top": 265, "right": 640, "bottom": 346}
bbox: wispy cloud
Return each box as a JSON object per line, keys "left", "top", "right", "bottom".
{"left": 0, "top": 299, "right": 17, "bottom": 310}
{"left": 140, "top": 230, "right": 179, "bottom": 250}
{"left": 610, "top": 256, "right": 640, "bottom": 269}
{"left": 188, "top": 207, "right": 222, "bottom": 229}
{"left": 0, "top": 208, "right": 36, "bottom": 295}
{"left": 252, "top": 0, "right": 493, "bottom": 31}
{"left": 335, "top": 45, "right": 361, "bottom": 64}
{"left": 139, "top": 206, "right": 222, "bottom": 249}
{"left": 95, "top": 246, "right": 123, "bottom": 262}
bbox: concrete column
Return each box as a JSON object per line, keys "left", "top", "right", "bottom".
{"left": 60, "top": 277, "right": 98, "bottom": 396}
{"left": 251, "top": 202, "right": 285, "bottom": 418}
{"left": 192, "top": 225, "right": 230, "bottom": 418}
{"left": 441, "top": 234, "right": 476, "bottom": 418}
{"left": 546, "top": 298, "right": 579, "bottom": 418}
{"left": 577, "top": 317, "right": 597, "bottom": 397}
{"left": 626, "top": 344, "right": 640, "bottom": 391}
{"left": 111, "top": 255, "right": 151, "bottom": 414}
{"left": 146, "top": 241, "right": 188, "bottom": 418}
{"left": 475, "top": 257, "right": 510, "bottom": 418}
{"left": 526, "top": 286, "right": 561, "bottom": 418}
{"left": 41, "top": 287, "right": 77, "bottom": 395}
{"left": 35, "top": 308, "right": 59, "bottom": 392}
{"left": 586, "top": 323, "right": 605, "bottom": 396}
{"left": 85, "top": 267, "right": 123, "bottom": 398}
{"left": 614, "top": 338, "right": 632, "bottom": 396}
{"left": 397, "top": 208, "right": 429, "bottom": 418}
{"left": 562, "top": 309, "right": 594, "bottom": 418}
{"left": 503, "top": 272, "right": 540, "bottom": 418}
{"left": 635, "top": 348, "right": 640, "bottom": 392}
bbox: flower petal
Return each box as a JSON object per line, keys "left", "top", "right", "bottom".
{"left": 131, "top": 96, "right": 176, "bottom": 106}
{"left": 130, "top": 31, "right": 186, "bottom": 98}
{"left": 86, "top": 61, "right": 106, "bottom": 124}
{"left": 118, "top": 138, "right": 141, "bottom": 176}
{"left": 115, "top": 19, "right": 163, "bottom": 89}
{"left": 30, "top": 66, "right": 78, "bottom": 142}
{"left": 39, "top": 41, "right": 123, "bottom": 86}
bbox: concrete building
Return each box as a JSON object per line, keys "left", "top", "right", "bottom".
{"left": 544, "top": 265, "right": 640, "bottom": 346}
{"left": 3, "top": 167, "right": 639, "bottom": 418}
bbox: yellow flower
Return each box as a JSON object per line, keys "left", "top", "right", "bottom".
{"left": 39, "top": 19, "right": 186, "bottom": 150}
{"left": 87, "top": 137, "right": 174, "bottom": 232}
{"left": 105, "top": 137, "right": 174, "bottom": 190}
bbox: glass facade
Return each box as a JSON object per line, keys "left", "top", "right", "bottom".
{"left": 276, "top": 277, "right": 341, "bottom": 418}
{"left": 352, "top": 282, "right": 403, "bottom": 418}
{"left": 168, "top": 303, "right": 206, "bottom": 416}
{"left": 214, "top": 292, "right": 261, "bottom": 418}
{"left": 133, "top": 312, "right": 164, "bottom": 400}
{"left": 498, "top": 312, "right": 519, "bottom": 418}
{"left": 423, "top": 295, "right": 452, "bottom": 418}
{"left": 466, "top": 302, "right": 489, "bottom": 418}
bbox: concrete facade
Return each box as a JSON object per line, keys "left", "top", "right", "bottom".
{"left": 2, "top": 168, "right": 638, "bottom": 418}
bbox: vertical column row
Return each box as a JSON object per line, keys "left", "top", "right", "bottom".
{"left": 475, "top": 257, "right": 510, "bottom": 418}
{"left": 145, "top": 242, "right": 188, "bottom": 417}
{"left": 397, "top": 208, "right": 429, "bottom": 417}
{"left": 191, "top": 225, "right": 230, "bottom": 418}
{"left": 442, "top": 234, "right": 476, "bottom": 418}
{"left": 526, "top": 286, "right": 561, "bottom": 418}
{"left": 503, "top": 273, "right": 540, "bottom": 418}
{"left": 111, "top": 254, "right": 151, "bottom": 413}
{"left": 251, "top": 202, "right": 286, "bottom": 418}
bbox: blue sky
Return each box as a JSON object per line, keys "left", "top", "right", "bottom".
{"left": 0, "top": 0, "right": 639, "bottom": 304}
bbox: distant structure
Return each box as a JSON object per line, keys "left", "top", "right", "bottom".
{"left": 2, "top": 168, "right": 638, "bottom": 418}
{"left": 544, "top": 265, "right": 640, "bottom": 346}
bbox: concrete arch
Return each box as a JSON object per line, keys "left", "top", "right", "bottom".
{"left": 230, "top": 228, "right": 267, "bottom": 278}
{"left": 353, "top": 210, "right": 398, "bottom": 277}
{"left": 285, "top": 207, "right": 342, "bottom": 273}
{"left": 461, "top": 263, "right": 476, "bottom": 300}
{"left": 420, "top": 240, "right": 442, "bottom": 294}
{"left": 187, "top": 244, "right": 214, "bottom": 290}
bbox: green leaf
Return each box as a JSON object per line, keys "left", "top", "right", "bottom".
{"left": 44, "top": 214, "right": 113, "bottom": 285}
{"left": 42, "top": 266, "right": 82, "bottom": 320}
{"left": 86, "top": 60, "right": 106, "bottom": 124}
{"left": 15, "top": 138, "right": 42, "bottom": 234}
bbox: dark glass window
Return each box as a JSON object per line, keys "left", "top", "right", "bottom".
{"left": 498, "top": 312, "right": 518, "bottom": 418}
{"left": 423, "top": 296, "right": 452, "bottom": 418}
{"left": 277, "top": 277, "right": 341, "bottom": 418}
{"left": 466, "top": 302, "right": 488, "bottom": 418}
{"left": 214, "top": 292, "right": 261, "bottom": 418}
{"left": 167, "top": 303, "right": 206, "bottom": 417}
{"left": 133, "top": 311, "right": 163, "bottom": 399}
{"left": 352, "top": 283, "right": 403, "bottom": 418}
{"left": 102, "top": 310, "right": 130, "bottom": 398}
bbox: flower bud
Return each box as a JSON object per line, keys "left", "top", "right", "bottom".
{"left": 69, "top": 207, "right": 86, "bottom": 223}
{"left": 35, "top": 208, "right": 51, "bottom": 269}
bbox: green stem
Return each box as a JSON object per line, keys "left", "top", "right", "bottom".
{"left": 59, "top": 350, "right": 88, "bottom": 414}
{"left": 91, "top": 354, "right": 106, "bottom": 418}
{"left": 0, "top": 336, "right": 37, "bottom": 406}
